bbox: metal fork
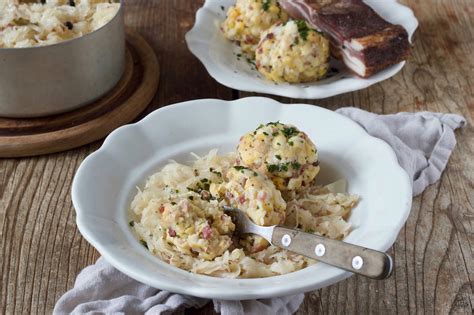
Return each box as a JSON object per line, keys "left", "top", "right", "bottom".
{"left": 224, "top": 206, "right": 393, "bottom": 280}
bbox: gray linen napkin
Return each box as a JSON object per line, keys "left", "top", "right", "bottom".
{"left": 53, "top": 256, "right": 304, "bottom": 315}
{"left": 54, "top": 108, "right": 466, "bottom": 315}
{"left": 336, "top": 108, "right": 466, "bottom": 196}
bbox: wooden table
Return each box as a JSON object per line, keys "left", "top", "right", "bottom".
{"left": 1, "top": 1, "right": 473, "bottom": 314}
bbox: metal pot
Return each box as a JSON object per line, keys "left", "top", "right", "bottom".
{"left": 0, "top": 1, "right": 125, "bottom": 118}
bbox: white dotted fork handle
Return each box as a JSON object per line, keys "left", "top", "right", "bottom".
{"left": 272, "top": 226, "right": 393, "bottom": 280}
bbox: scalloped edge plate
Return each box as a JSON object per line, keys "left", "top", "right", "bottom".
{"left": 73, "top": 97, "right": 412, "bottom": 300}
{"left": 185, "top": 0, "right": 418, "bottom": 99}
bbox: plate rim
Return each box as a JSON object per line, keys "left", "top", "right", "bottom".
{"left": 184, "top": 0, "right": 419, "bottom": 99}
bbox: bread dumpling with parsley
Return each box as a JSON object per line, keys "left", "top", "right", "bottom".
{"left": 256, "top": 20, "right": 330, "bottom": 83}
{"left": 237, "top": 122, "right": 320, "bottom": 192}
{"left": 221, "top": 0, "right": 288, "bottom": 56}
{"left": 211, "top": 166, "right": 286, "bottom": 226}
{"left": 211, "top": 165, "right": 286, "bottom": 254}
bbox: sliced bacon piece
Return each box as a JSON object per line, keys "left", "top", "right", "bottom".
{"left": 278, "top": 0, "right": 410, "bottom": 77}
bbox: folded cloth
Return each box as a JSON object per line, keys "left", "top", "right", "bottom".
{"left": 336, "top": 108, "right": 466, "bottom": 196}
{"left": 53, "top": 256, "right": 304, "bottom": 315}
{"left": 54, "top": 108, "right": 466, "bottom": 315}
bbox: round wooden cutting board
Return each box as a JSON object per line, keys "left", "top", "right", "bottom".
{"left": 0, "top": 31, "right": 159, "bottom": 158}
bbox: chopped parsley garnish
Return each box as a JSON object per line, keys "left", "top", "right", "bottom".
{"left": 257, "top": 124, "right": 265, "bottom": 130}
{"left": 268, "top": 161, "right": 300, "bottom": 172}
{"left": 129, "top": 221, "right": 134, "bottom": 227}
{"left": 267, "top": 163, "right": 289, "bottom": 172}
{"left": 171, "top": 202, "right": 177, "bottom": 205}
{"left": 272, "top": 131, "right": 279, "bottom": 137}
{"left": 262, "top": 0, "right": 271, "bottom": 11}
{"left": 140, "top": 240, "right": 148, "bottom": 249}
{"left": 296, "top": 20, "right": 310, "bottom": 41}
{"left": 266, "top": 121, "right": 280, "bottom": 127}
{"left": 275, "top": 155, "right": 282, "bottom": 160}
{"left": 65, "top": 21, "right": 73, "bottom": 30}
{"left": 282, "top": 126, "right": 299, "bottom": 139}
{"left": 288, "top": 141, "right": 294, "bottom": 146}
{"left": 210, "top": 168, "right": 222, "bottom": 177}
{"left": 263, "top": 132, "right": 269, "bottom": 136}
{"left": 188, "top": 196, "right": 194, "bottom": 200}
{"left": 13, "top": 18, "right": 30, "bottom": 26}
{"left": 246, "top": 58, "right": 256, "bottom": 66}
{"left": 187, "top": 178, "right": 211, "bottom": 195}
{"left": 233, "top": 166, "right": 248, "bottom": 171}
{"left": 291, "top": 161, "right": 301, "bottom": 170}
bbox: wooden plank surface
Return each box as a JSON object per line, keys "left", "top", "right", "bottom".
{"left": 0, "top": 0, "right": 472, "bottom": 314}
{"left": 0, "top": 32, "right": 159, "bottom": 158}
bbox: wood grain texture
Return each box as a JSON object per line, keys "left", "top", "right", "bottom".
{"left": 0, "top": 31, "right": 159, "bottom": 158}
{"left": 1, "top": 0, "right": 472, "bottom": 314}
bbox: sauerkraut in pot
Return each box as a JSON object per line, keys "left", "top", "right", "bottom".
{"left": 0, "top": 0, "right": 120, "bottom": 48}
{"left": 130, "top": 123, "right": 359, "bottom": 279}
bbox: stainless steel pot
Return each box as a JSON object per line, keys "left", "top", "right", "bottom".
{"left": 0, "top": 1, "right": 125, "bottom": 118}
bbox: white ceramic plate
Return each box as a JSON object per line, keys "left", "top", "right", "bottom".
{"left": 73, "top": 97, "right": 412, "bottom": 300}
{"left": 185, "top": 0, "right": 419, "bottom": 99}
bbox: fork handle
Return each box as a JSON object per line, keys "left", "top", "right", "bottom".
{"left": 272, "top": 226, "right": 393, "bottom": 280}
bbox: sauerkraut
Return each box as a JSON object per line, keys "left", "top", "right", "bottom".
{"left": 0, "top": 0, "right": 120, "bottom": 48}
{"left": 130, "top": 133, "right": 359, "bottom": 278}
